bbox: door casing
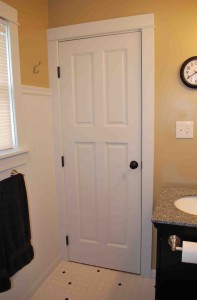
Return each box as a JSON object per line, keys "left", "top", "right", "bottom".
{"left": 47, "top": 14, "right": 154, "bottom": 278}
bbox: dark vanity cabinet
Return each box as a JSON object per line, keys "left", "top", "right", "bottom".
{"left": 154, "top": 222, "right": 197, "bottom": 300}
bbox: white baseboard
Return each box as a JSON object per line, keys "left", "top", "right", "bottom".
{"left": 21, "top": 255, "right": 61, "bottom": 300}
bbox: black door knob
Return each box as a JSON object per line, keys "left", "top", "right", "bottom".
{"left": 130, "top": 161, "right": 138, "bottom": 169}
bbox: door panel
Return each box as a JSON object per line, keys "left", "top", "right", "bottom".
{"left": 106, "top": 143, "right": 128, "bottom": 246}
{"left": 104, "top": 49, "right": 127, "bottom": 125}
{"left": 72, "top": 53, "right": 94, "bottom": 125}
{"left": 59, "top": 32, "right": 142, "bottom": 273}
{"left": 76, "top": 142, "right": 97, "bottom": 241}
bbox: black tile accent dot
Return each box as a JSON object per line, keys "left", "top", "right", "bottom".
{"left": 65, "top": 298, "right": 68, "bottom": 300}
{"left": 118, "top": 283, "right": 122, "bottom": 286}
{"left": 68, "top": 282, "right": 72, "bottom": 285}
{"left": 62, "top": 271, "right": 66, "bottom": 273}
{"left": 97, "top": 270, "right": 100, "bottom": 272}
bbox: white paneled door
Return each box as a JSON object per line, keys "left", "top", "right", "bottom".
{"left": 59, "top": 32, "right": 142, "bottom": 274}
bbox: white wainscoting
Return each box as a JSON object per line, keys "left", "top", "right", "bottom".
{"left": 0, "top": 85, "right": 61, "bottom": 300}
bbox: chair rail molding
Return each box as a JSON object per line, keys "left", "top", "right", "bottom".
{"left": 21, "top": 85, "right": 51, "bottom": 97}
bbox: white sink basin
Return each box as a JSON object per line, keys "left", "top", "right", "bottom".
{"left": 174, "top": 196, "right": 197, "bottom": 215}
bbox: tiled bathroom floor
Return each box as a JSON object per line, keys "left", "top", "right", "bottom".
{"left": 31, "top": 261, "right": 155, "bottom": 300}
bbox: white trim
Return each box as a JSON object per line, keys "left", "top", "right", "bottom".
{"left": 47, "top": 14, "right": 154, "bottom": 41}
{"left": 47, "top": 14, "right": 154, "bottom": 277}
{"left": 141, "top": 26, "right": 155, "bottom": 277}
{"left": 0, "top": 3, "right": 28, "bottom": 174}
{"left": 0, "top": 1, "right": 17, "bottom": 24}
{"left": 21, "top": 85, "right": 52, "bottom": 97}
{"left": 48, "top": 41, "right": 68, "bottom": 261}
{"left": 21, "top": 255, "right": 61, "bottom": 300}
{"left": 0, "top": 148, "right": 29, "bottom": 173}
{"left": 0, "top": 147, "right": 29, "bottom": 160}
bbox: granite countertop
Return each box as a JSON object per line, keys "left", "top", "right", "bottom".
{"left": 152, "top": 183, "right": 197, "bottom": 227}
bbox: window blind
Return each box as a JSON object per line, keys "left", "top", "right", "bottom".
{"left": 0, "top": 21, "right": 14, "bottom": 151}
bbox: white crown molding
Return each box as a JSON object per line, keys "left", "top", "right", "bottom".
{"left": 21, "top": 85, "right": 52, "bottom": 97}
{"left": 47, "top": 13, "right": 154, "bottom": 41}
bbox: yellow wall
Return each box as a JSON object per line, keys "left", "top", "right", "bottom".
{"left": 48, "top": 0, "right": 197, "bottom": 268}
{"left": 3, "top": 0, "right": 49, "bottom": 87}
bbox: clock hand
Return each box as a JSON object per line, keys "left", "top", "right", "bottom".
{"left": 187, "top": 71, "right": 197, "bottom": 79}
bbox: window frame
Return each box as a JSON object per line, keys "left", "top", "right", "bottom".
{"left": 0, "top": 1, "right": 28, "bottom": 172}
{"left": 0, "top": 18, "right": 17, "bottom": 151}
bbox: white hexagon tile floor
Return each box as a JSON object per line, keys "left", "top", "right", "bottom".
{"left": 31, "top": 261, "right": 155, "bottom": 300}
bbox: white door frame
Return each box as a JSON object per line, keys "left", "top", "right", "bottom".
{"left": 47, "top": 13, "right": 154, "bottom": 278}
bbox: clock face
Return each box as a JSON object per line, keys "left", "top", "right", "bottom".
{"left": 180, "top": 56, "right": 197, "bottom": 88}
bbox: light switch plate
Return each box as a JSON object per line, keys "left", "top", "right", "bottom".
{"left": 176, "top": 121, "right": 194, "bottom": 139}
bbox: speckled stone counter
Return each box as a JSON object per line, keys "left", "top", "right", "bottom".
{"left": 152, "top": 183, "right": 197, "bottom": 227}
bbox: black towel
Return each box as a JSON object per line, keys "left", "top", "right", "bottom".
{"left": 0, "top": 174, "right": 34, "bottom": 293}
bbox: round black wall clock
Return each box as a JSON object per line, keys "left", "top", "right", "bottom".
{"left": 180, "top": 56, "right": 197, "bottom": 88}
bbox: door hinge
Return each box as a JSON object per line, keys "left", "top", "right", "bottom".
{"left": 61, "top": 156, "right": 65, "bottom": 167}
{"left": 57, "top": 66, "right": 61, "bottom": 78}
{"left": 66, "top": 235, "right": 69, "bottom": 246}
